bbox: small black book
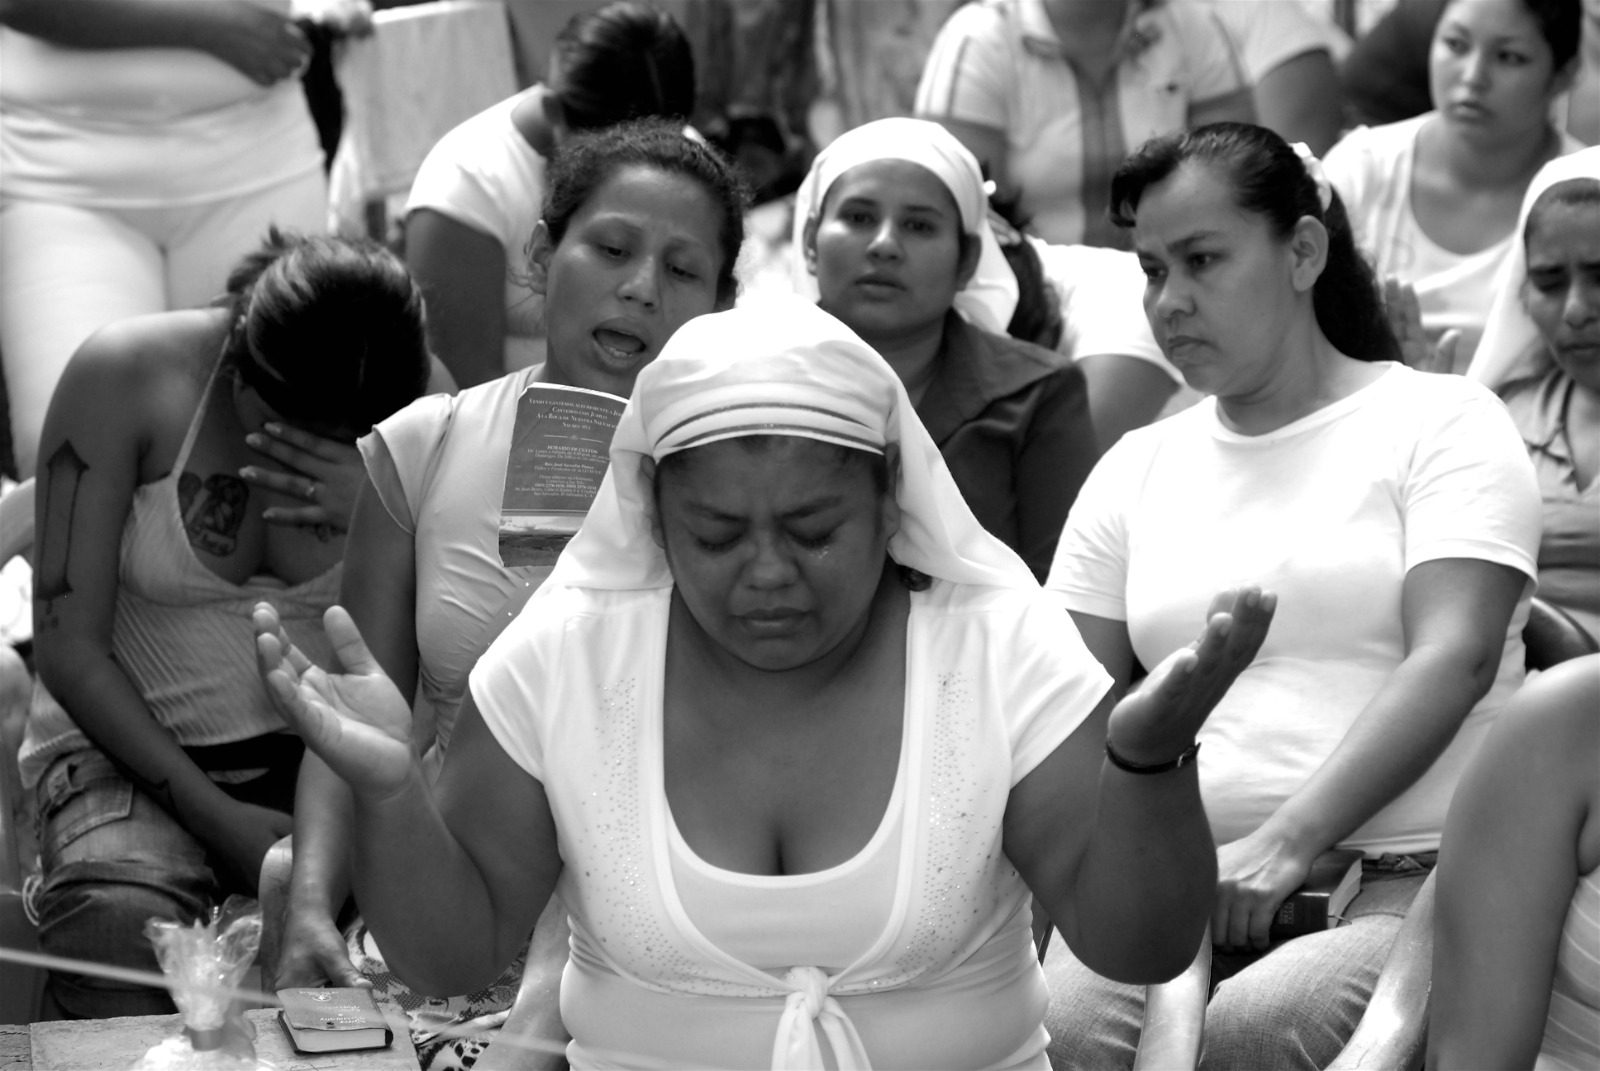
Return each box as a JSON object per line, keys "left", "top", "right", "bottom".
{"left": 1270, "top": 848, "right": 1364, "bottom": 939}
{"left": 277, "top": 986, "right": 394, "bottom": 1053}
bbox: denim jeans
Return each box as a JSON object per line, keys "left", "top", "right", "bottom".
{"left": 1043, "top": 854, "right": 1435, "bottom": 1071}
{"left": 27, "top": 746, "right": 295, "bottom": 1018}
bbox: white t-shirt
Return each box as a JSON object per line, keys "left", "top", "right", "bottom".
{"left": 1031, "top": 239, "right": 1177, "bottom": 381}
{"left": 1323, "top": 114, "right": 1583, "bottom": 363}
{"left": 1048, "top": 363, "right": 1541, "bottom": 854}
{"left": 404, "top": 86, "right": 547, "bottom": 374}
{"left": 914, "top": 0, "right": 1246, "bottom": 246}
{"left": 471, "top": 579, "right": 1109, "bottom": 1070}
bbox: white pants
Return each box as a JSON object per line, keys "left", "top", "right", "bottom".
{"left": 0, "top": 171, "right": 327, "bottom": 477}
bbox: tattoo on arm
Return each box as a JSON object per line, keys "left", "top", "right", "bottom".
{"left": 37, "top": 440, "right": 88, "bottom": 624}
{"left": 179, "top": 471, "right": 249, "bottom": 557}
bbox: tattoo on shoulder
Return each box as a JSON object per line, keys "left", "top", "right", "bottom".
{"left": 179, "top": 471, "right": 249, "bottom": 557}
{"left": 37, "top": 441, "right": 88, "bottom": 616}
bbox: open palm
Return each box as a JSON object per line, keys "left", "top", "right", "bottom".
{"left": 1106, "top": 587, "right": 1276, "bottom": 763}
{"left": 254, "top": 602, "right": 415, "bottom": 797}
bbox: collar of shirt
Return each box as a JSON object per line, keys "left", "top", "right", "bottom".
{"left": 1018, "top": 0, "right": 1165, "bottom": 65}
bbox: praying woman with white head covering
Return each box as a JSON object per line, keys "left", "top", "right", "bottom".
{"left": 256, "top": 295, "right": 1275, "bottom": 1070}
{"left": 791, "top": 117, "right": 1100, "bottom": 582}
{"left": 1467, "top": 146, "right": 1600, "bottom": 644}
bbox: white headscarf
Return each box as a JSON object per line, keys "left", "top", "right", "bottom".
{"left": 1467, "top": 146, "right": 1600, "bottom": 390}
{"left": 788, "top": 117, "right": 1020, "bottom": 336}
{"left": 547, "top": 295, "right": 1035, "bottom": 593}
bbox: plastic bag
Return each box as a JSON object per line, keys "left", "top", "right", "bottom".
{"left": 129, "top": 895, "right": 275, "bottom": 1071}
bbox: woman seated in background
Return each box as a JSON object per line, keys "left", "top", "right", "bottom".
{"left": 20, "top": 230, "right": 431, "bottom": 1018}
{"left": 257, "top": 294, "right": 1275, "bottom": 1070}
{"left": 1468, "top": 146, "right": 1600, "bottom": 643}
{"left": 1323, "top": 0, "right": 1581, "bottom": 370}
{"left": 1430, "top": 653, "right": 1600, "bottom": 1071}
{"left": 1043, "top": 123, "right": 1542, "bottom": 1070}
{"left": 912, "top": 0, "right": 1254, "bottom": 248}
{"left": 275, "top": 119, "right": 748, "bottom": 1069}
{"left": 402, "top": 0, "right": 695, "bottom": 388}
{"left": 789, "top": 116, "right": 1100, "bottom": 581}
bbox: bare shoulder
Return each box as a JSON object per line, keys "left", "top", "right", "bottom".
{"left": 55, "top": 309, "right": 223, "bottom": 426}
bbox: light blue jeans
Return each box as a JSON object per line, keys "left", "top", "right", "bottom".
{"left": 1043, "top": 855, "right": 1433, "bottom": 1071}
{"left": 29, "top": 746, "right": 296, "bottom": 1018}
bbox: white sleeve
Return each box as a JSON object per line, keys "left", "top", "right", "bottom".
{"left": 1204, "top": 0, "right": 1343, "bottom": 83}
{"left": 1320, "top": 124, "right": 1379, "bottom": 230}
{"left": 468, "top": 586, "right": 576, "bottom": 781}
{"left": 1401, "top": 377, "right": 1541, "bottom": 579}
{"left": 404, "top": 120, "right": 518, "bottom": 242}
{"left": 1169, "top": 3, "right": 1250, "bottom": 102}
{"left": 1000, "top": 592, "right": 1112, "bottom": 785}
{"left": 1045, "top": 433, "right": 1150, "bottom": 621}
{"left": 359, "top": 392, "right": 457, "bottom": 535}
{"left": 913, "top": 1, "right": 1013, "bottom": 129}
{"left": 1039, "top": 241, "right": 1177, "bottom": 381}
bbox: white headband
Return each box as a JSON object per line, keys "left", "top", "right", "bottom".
{"left": 789, "top": 117, "right": 1020, "bottom": 336}
{"left": 1467, "top": 146, "right": 1600, "bottom": 390}
{"left": 544, "top": 296, "right": 1036, "bottom": 593}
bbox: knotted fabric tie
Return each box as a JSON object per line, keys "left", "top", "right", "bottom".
{"left": 770, "top": 965, "right": 872, "bottom": 1069}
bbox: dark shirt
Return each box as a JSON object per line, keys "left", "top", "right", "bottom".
{"left": 918, "top": 312, "right": 1100, "bottom": 581}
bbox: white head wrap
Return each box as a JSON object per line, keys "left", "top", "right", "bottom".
{"left": 788, "top": 117, "right": 1020, "bottom": 336}
{"left": 1467, "top": 146, "right": 1600, "bottom": 390}
{"left": 547, "top": 295, "right": 1035, "bottom": 593}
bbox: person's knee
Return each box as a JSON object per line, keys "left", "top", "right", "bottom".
{"left": 33, "top": 858, "right": 214, "bottom": 1017}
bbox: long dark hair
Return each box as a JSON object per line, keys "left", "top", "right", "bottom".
{"left": 540, "top": 119, "right": 750, "bottom": 305}
{"left": 219, "top": 228, "right": 430, "bottom": 440}
{"left": 552, "top": 1, "right": 695, "bottom": 131}
{"left": 1110, "top": 123, "right": 1400, "bottom": 363}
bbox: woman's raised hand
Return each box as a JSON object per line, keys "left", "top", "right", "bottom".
{"left": 1384, "top": 277, "right": 1461, "bottom": 375}
{"left": 1105, "top": 587, "right": 1276, "bottom": 767}
{"left": 254, "top": 602, "right": 415, "bottom": 798}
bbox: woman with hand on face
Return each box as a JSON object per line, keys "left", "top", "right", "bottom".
{"left": 257, "top": 294, "right": 1274, "bottom": 1070}
{"left": 791, "top": 117, "right": 1100, "bottom": 582}
{"left": 1468, "top": 147, "right": 1600, "bottom": 644}
{"left": 275, "top": 119, "right": 747, "bottom": 1070}
{"left": 20, "top": 229, "right": 430, "bottom": 1019}
{"left": 402, "top": 0, "right": 695, "bottom": 389}
{"left": 1324, "top": 0, "right": 1582, "bottom": 372}
{"left": 1042, "top": 123, "right": 1543, "bottom": 1070}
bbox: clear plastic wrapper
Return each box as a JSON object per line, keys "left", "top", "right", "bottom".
{"left": 130, "top": 895, "right": 275, "bottom": 1071}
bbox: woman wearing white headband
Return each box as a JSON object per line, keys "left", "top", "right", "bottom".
{"left": 1466, "top": 146, "right": 1600, "bottom": 644}
{"left": 790, "top": 116, "right": 1099, "bottom": 582}
{"left": 257, "top": 295, "right": 1273, "bottom": 1070}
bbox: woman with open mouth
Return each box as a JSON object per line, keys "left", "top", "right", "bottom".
{"left": 271, "top": 118, "right": 748, "bottom": 1070}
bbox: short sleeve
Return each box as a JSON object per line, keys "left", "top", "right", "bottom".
{"left": 1207, "top": 0, "right": 1343, "bottom": 83}
{"left": 1165, "top": 3, "right": 1250, "bottom": 103}
{"left": 360, "top": 392, "right": 457, "bottom": 536}
{"left": 1045, "top": 431, "right": 1152, "bottom": 621}
{"left": 997, "top": 590, "right": 1112, "bottom": 785}
{"left": 913, "top": 0, "right": 1013, "bottom": 129}
{"left": 1039, "top": 242, "right": 1175, "bottom": 380}
{"left": 404, "top": 111, "right": 519, "bottom": 242}
{"left": 1320, "top": 124, "right": 1379, "bottom": 227}
{"left": 468, "top": 585, "right": 577, "bottom": 782}
{"left": 1400, "top": 376, "right": 1541, "bottom": 579}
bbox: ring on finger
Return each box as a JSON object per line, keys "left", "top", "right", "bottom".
{"left": 305, "top": 480, "right": 320, "bottom": 502}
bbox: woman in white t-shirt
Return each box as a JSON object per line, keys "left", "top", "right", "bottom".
{"left": 1322, "top": 0, "right": 1581, "bottom": 370}
{"left": 1043, "top": 122, "right": 1542, "bottom": 1070}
